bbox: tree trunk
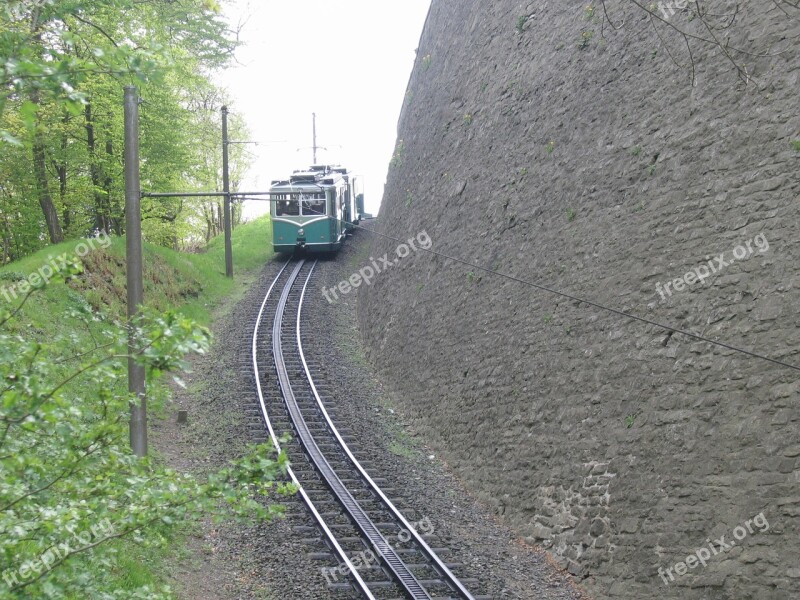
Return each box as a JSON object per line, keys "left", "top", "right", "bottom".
{"left": 233, "top": 201, "right": 241, "bottom": 228}
{"left": 29, "top": 20, "right": 63, "bottom": 244}
{"left": 86, "top": 104, "right": 112, "bottom": 234}
{"left": 55, "top": 113, "right": 69, "bottom": 231}
{"left": 105, "top": 129, "right": 122, "bottom": 235}
{"left": 33, "top": 135, "right": 63, "bottom": 243}
{"left": 30, "top": 90, "right": 63, "bottom": 244}
{"left": 1, "top": 215, "right": 10, "bottom": 264}
{"left": 201, "top": 202, "right": 220, "bottom": 240}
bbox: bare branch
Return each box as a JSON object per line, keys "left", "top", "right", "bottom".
{"left": 597, "top": 0, "right": 799, "bottom": 85}
{"left": 66, "top": 13, "right": 120, "bottom": 48}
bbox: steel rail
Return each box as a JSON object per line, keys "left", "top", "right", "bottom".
{"left": 251, "top": 258, "right": 377, "bottom": 600}
{"left": 274, "top": 261, "right": 432, "bottom": 599}
{"left": 296, "top": 266, "right": 478, "bottom": 599}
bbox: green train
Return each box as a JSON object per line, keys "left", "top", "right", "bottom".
{"left": 269, "top": 165, "right": 364, "bottom": 254}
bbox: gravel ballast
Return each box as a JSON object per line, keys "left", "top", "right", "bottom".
{"left": 154, "top": 231, "right": 591, "bottom": 600}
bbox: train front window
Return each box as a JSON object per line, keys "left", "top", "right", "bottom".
{"left": 301, "top": 192, "right": 326, "bottom": 216}
{"left": 276, "top": 194, "right": 299, "bottom": 216}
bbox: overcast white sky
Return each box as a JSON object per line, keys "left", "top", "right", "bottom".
{"left": 214, "top": 0, "right": 431, "bottom": 218}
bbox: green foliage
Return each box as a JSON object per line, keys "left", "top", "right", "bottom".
{"left": 405, "top": 189, "right": 414, "bottom": 207}
{"left": 792, "top": 140, "right": 800, "bottom": 152}
{"left": 383, "top": 415, "right": 419, "bottom": 459}
{"left": 566, "top": 208, "right": 577, "bottom": 222}
{"left": 0, "top": 220, "right": 276, "bottom": 596}
{"left": 625, "top": 413, "right": 638, "bottom": 428}
{"left": 543, "top": 314, "right": 553, "bottom": 324}
{"left": 0, "top": 0, "right": 234, "bottom": 138}
{"left": 421, "top": 54, "right": 432, "bottom": 70}
{"left": 389, "top": 439, "right": 416, "bottom": 458}
{"left": 390, "top": 139, "right": 406, "bottom": 169}
{"left": 516, "top": 15, "right": 529, "bottom": 34}
{"left": 0, "top": 217, "right": 273, "bottom": 331}
{"left": 0, "top": 269, "right": 292, "bottom": 598}
{"left": 584, "top": 4, "right": 596, "bottom": 20}
{"left": 545, "top": 139, "right": 556, "bottom": 155}
{"left": 629, "top": 145, "right": 642, "bottom": 156}
{"left": 463, "top": 113, "right": 473, "bottom": 126}
{"left": 577, "top": 30, "right": 594, "bottom": 49}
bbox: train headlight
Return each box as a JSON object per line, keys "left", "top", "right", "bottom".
{"left": 297, "top": 228, "right": 305, "bottom": 236}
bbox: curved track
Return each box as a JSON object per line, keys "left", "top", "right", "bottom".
{"left": 252, "top": 258, "right": 483, "bottom": 600}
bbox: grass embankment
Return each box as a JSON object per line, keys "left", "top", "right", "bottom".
{"left": 1, "top": 216, "right": 273, "bottom": 328}
{"left": 0, "top": 217, "right": 273, "bottom": 597}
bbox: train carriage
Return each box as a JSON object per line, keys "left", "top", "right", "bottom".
{"left": 269, "top": 165, "right": 362, "bottom": 254}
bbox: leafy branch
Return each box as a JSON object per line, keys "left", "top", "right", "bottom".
{"left": 0, "top": 283, "right": 294, "bottom": 597}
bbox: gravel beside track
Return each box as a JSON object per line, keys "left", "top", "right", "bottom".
{"left": 154, "top": 231, "right": 591, "bottom": 600}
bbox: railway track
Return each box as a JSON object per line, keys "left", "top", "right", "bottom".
{"left": 251, "top": 258, "right": 487, "bottom": 600}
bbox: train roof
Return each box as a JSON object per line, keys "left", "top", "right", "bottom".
{"left": 270, "top": 165, "right": 350, "bottom": 190}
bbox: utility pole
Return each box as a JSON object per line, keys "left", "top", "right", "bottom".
{"left": 312, "top": 112, "right": 317, "bottom": 164}
{"left": 222, "top": 106, "right": 233, "bottom": 278}
{"left": 124, "top": 86, "right": 147, "bottom": 457}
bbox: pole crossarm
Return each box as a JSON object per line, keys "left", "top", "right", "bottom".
{"left": 141, "top": 191, "right": 277, "bottom": 198}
